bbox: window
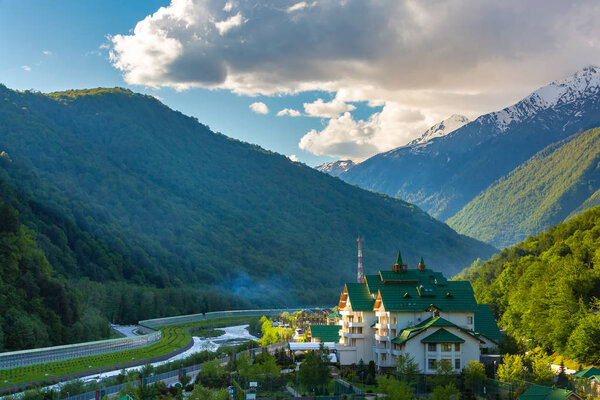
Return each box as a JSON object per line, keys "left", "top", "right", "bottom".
{"left": 467, "top": 316, "right": 473, "bottom": 325}
{"left": 441, "top": 343, "right": 452, "bottom": 352}
{"left": 391, "top": 316, "right": 397, "bottom": 325}
{"left": 455, "top": 343, "right": 460, "bottom": 352}
{"left": 428, "top": 343, "right": 437, "bottom": 352}
{"left": 455, "top": 359, "right": 461, "bottom": 370}
{"left": 433, "top": 311, "right": 440, "bottom": 317}
{"left": 428, "top": 359, "right": 436, "bottom": 370}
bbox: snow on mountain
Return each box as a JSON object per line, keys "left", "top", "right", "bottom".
{"left": 316, "top": 159, "right": 357, "bottom": 176}
{"left": 486, "top": 65, "right": 600, "bottom": 131}
{"left": 408, "top": 114, "right": 470, "bottom": 146}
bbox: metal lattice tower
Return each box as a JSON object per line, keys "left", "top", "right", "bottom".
{"left": 357, "top": 237, "right": 364, "bottom": 283}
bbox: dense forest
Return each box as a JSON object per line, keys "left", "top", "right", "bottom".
{"left": 449, "top": 127, "right": 600, "bottom": 248}
{"left": 0, "top": 174, "right": 249, "bottom": 352}
{"left": 0, "top": 84, "right": 494, "bottom": 307}
{"left": 459, "top": 207, "right": 600, "bottom": 364}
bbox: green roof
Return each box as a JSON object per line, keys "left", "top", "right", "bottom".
{"left": 573, "top": 366, "right": 600, "bottom": 378}
{"left": 395, "top": 251, "right": 404, "bottom": 266}
{"left": 391, "top": 317, "right": 458, "bottom": 345}
{"left": 345, "top": 283, "right": 375, "bottom": 311}
{"left": 377, "top": 279, "right": 477, "bottom": 312}
{"left": 327, "top": 310, "right": 340, "bottom": 319}
{"left": 119, "top": 396, "right": 135, "bottom": 400}
{"left": 474, "top": 304, "right": 503, "bottom": 343}
{"left": 309, "top": 325, "right": 341, "bottom": 343}
{"left": 364, "top": 274, "right": 384, "bottom": 295}
{"left": 518, "top": 386, "right": 579, "bottom": 400}
{"left": 421, "top": 328, "right": 465, "bottom": 343}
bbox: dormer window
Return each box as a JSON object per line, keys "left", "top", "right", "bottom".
{"left": 433, "top": 311, "right": 440, "bottom": 317}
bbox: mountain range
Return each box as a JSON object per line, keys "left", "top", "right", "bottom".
{"left": 0, "top": 84, "right": 495, "bottom": 351}
{"left": 325, "top": 66, "right": 600, "bottom": 248}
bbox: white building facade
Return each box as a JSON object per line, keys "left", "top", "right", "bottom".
{"left": 336, "top": 253, "right": 501, "bottom": 373}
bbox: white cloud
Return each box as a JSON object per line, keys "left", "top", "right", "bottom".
{"left": 277, "top": 108, "right": 302, "bottom": 117}
{"left": 109, "top": 0, "right": 600, "bottom": 157}
{"left": 288, "top": 154, "right": 299, "bottom": 161}
{"left": 42, "top": 50, "right": 52, "bottom": 56}
{"left": 303, "top": 97, "right": 356, "bottom": 118}
{"left": 21, "top": 65, "right": 31, "bottom": 71}
{"left": 214, "top": 12, "right": 245, "bottom": 35}
{"left": 249, "top": 102, "right": 269, "bottom": 114}
{"left": 299, "top": 104, "right": 428, "bottom": 159}
{"left": 287, "top": 2, "right": 307, "bottom": 13}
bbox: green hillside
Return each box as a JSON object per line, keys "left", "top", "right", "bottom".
{"left": 448, "top": 127, "right": 600, "bottom": 248}
{"left": 0, "top": 84, "right": 495, "bottom": 324}
{"left": 459, "top": 207, "right": 600, "bottom": 364}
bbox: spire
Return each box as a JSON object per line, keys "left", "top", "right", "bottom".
{"left": 418, "top": 256, "right": 426, "bottom": 271}
{"left": 393, "top": 250, "right": 407, "bottom": 272}
{"left": 395, "top": 251, "right": 403, "bottom": 266}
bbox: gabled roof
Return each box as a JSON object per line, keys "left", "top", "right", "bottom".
{"left": 421, "top": 328, "right": 465, "bottom": 343}
{"left": 391, "top": 317, "right": 457, "bottom": 345}
{"left": 517, "top": 386, "right": 581, "bottom": 400}
{"left": 344, "top": 283, "right": 375, "bottom": 311}
{"left": 474, "top": 304, "right": 503, "bottom": 343}
{"left": 364, "top": 274, "right": 384, "bottom": 294}
{"left": 308, "top": 325, "right": 341, "bottom": 343}
{"left": 376, "top": 280, "right": 477, "bottom": 312}
{"left": 327, "top": 310, "right": 340, "bottom": 319}
{"left": 573, "top": 367, "right": 600, "bottom": 378}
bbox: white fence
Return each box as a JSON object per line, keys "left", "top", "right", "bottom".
{"left": 0, "top": 331, "right": 161, "bottom": 370}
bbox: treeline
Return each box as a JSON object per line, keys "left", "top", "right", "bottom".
{"left": 461, "top": 207, "right": 600, "bottom": 364}
{"left": 0, "top": 173, "right": 250, "bottom": 351}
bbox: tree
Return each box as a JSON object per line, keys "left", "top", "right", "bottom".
{"left": 431, "top": 383, "right": 460, "bottom": 400}
{"left": 366, "top": 360, "right": 377, "bottom": 385}
{"left": 497, "top": 354, "right": 524, "bottom": 383}
{"left": 188, "top": 385, "right": 229, "bottom": 400}
{"left": 529, "top": 353, "right": 554, "bottom": 385}
{"left": 298, "top": 345, "right": 330, "bottom": 394}
{"left": 463, "top": 360, "right": 486, "bottom": 390}
{"left": 567, "top": 312, "right": 600, "bottom": 365}
{"left": 396, "top": 353, "right": 420, "bottom": 387}
{"left": 556, "top": 361, "right": 569, "bottom": 388}
{"left": 433, "top": 359, "right": 457, "bottom": 387}
{"left": 376, "top": 375, "right": 414, "bottom": 400}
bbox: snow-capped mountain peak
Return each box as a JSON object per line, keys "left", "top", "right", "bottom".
{"left": 408, "top": 114, "right": 470, "bottom": 146}
{"left": 489, "top": 65, "right": 600, "bottom": 131}
{"left": 315, "top": 159, "right": 358, "bottom": 176}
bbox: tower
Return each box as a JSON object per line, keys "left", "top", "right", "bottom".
{"left": 357, "top": 237, "right": 364, "bottom": 283}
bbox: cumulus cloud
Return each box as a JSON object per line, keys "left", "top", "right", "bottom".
{"left": 277, "top": 108, "right": 302, "bottom": 117}
{"left": 214, "top": 12, "right": 245, "bottom": 35}
{"left": 109, "top": 0, "right": 600, "bottom": 157}
{"left": 299, "top": 104, "right": 428, "bottom": 159}
{"left": 303, "top": 98, "right": 356, "bottom": 118}
{"left": 249, "top": 102, "right": 269, "bottom": 114}
{"left": 288, "top": 154, "right": 299, "bottom": 161}
{"left": 21, "top": 65, "right": 31, "bottom": 71}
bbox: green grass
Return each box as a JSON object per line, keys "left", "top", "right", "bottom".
{"left": 0, "top": 316, "right": 254, "bottom": 389}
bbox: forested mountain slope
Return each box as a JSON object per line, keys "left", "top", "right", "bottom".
{"left": 459, "top": 207, "right": 600, "bottom": 364}
{"left": 340, "top": 66, "right": 600, "bottom": 221}
{"left": 0, "top": 166, "right": 248, "bottom": 352}
{"left": 448, "top": 127, "right": 600, "bottom": 248}
{"left": 0, "top": 85, "right": 495, "bottom": 309}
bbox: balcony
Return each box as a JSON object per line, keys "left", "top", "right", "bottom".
{"left": 374, "top": 333, "right": 390, "bottom": 342}
{"left": 375, "top": 323, "right": 390, "bottom": 330}
{"left": 347, "top": 321, "right": 365, "bottom": 328}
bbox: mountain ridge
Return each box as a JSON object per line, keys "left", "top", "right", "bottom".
{"left": 0, "top": 84, "right": 496, "bottom": 310}
{"left": 339, "top": 66, "right": 600, "bottom": 220}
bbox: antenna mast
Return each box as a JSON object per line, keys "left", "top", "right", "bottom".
{"left": 357, "top": 237, "right": 364, "bottom": 283}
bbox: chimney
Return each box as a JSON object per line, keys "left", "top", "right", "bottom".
{"left": 417, "top": 256, "right": 426, "bottom": 271}
{"left": 392, "top": 250, "right": 408, "bottom": 272}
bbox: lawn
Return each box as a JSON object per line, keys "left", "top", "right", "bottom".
{"left": 0, "top": 316, "right": 255, "bottom": 389}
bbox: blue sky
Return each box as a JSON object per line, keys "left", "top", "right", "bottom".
{"left": 0, "top": 0, "right": 376, "bottom": 166}
{"left": 1, "top": 0, "right": 599, "bottom": 166}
